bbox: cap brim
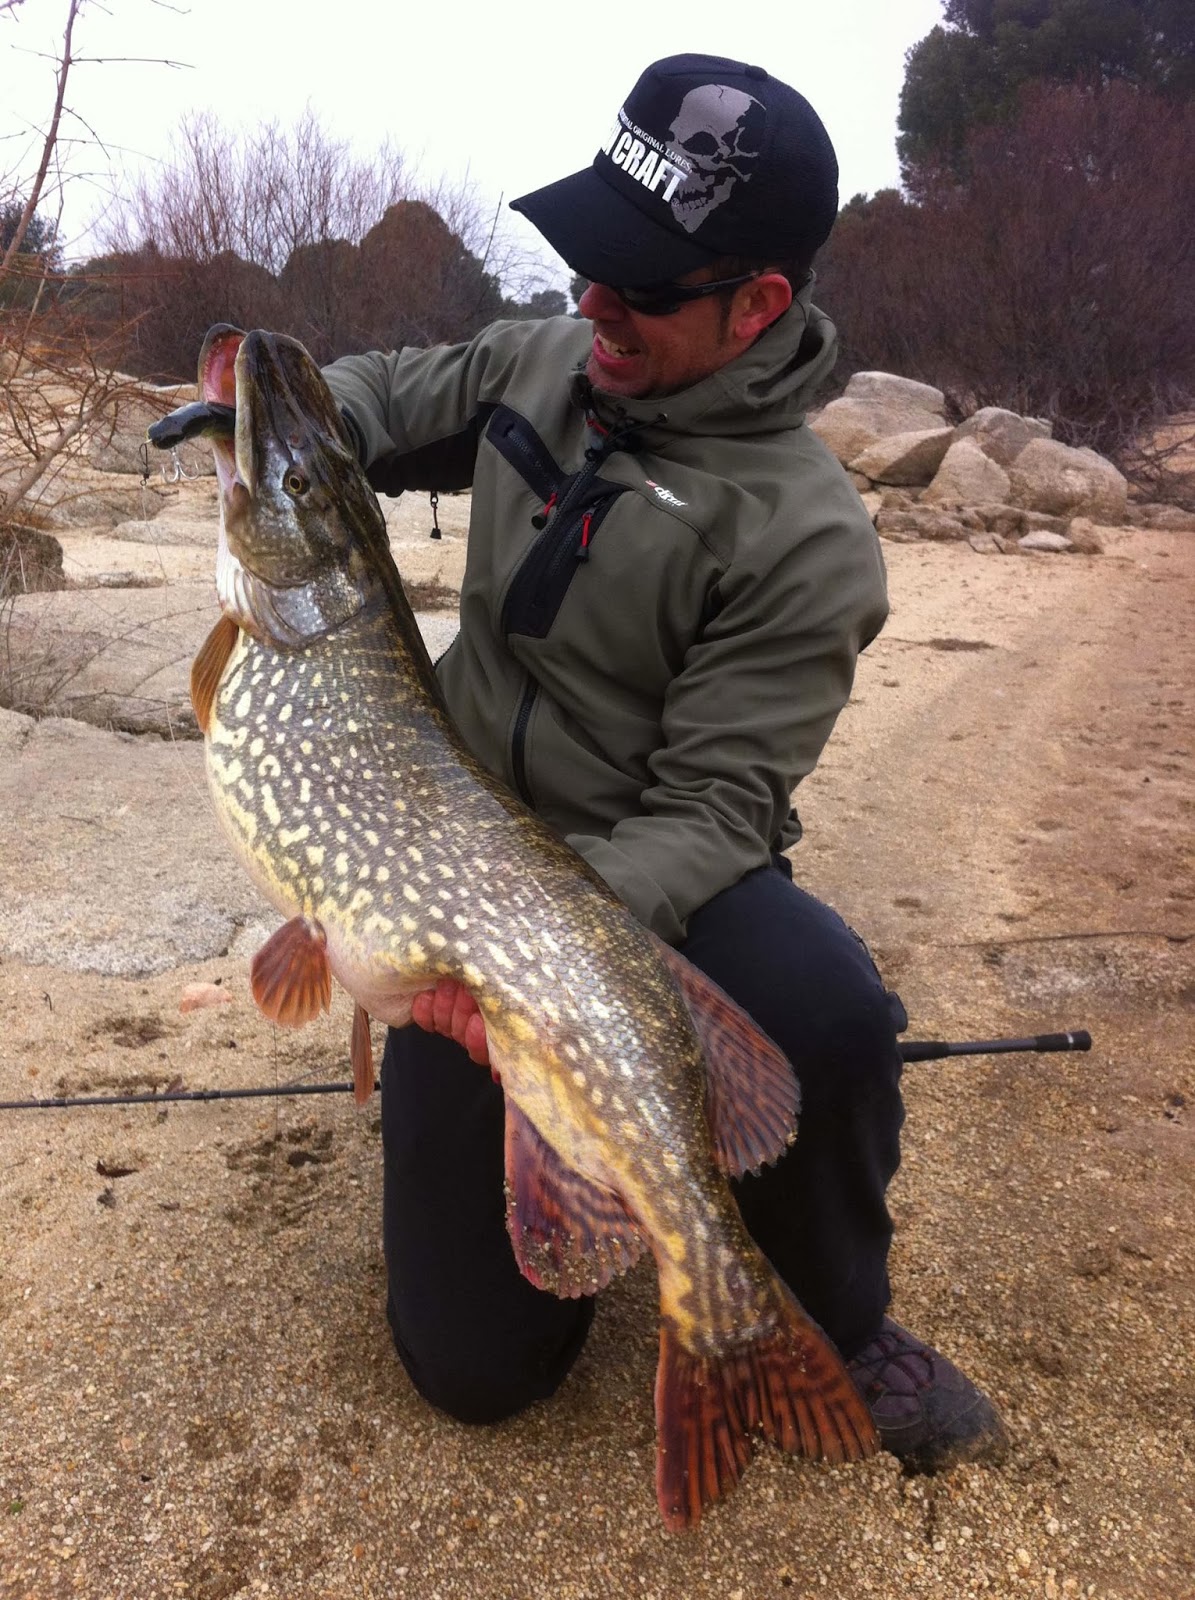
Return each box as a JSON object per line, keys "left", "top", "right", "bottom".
{"left": 511, "top": 166, "right": 720, "bottom": 288}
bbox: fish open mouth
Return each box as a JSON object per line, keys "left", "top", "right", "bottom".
{"left": 198, "top": 324, "right": 246, "bottom": 498}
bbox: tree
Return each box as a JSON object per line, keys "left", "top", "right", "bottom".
{"left": 0, "top": 201, "right": 58, "bottom": 263}
{"left": 91, "top": 111, "right": 540, "bottom": 373}
{"left": 818, "top": 82, "right": 1195, "bottom": 466}
{"left": 899, "top": 0, "right": 1195, "bottom": 178}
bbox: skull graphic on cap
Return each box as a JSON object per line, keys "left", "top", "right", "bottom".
{"left": 667, "top": 84, "right": 766, "bottom": 234}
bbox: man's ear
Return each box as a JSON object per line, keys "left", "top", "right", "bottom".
{"left": 730, "top": 273, "right": 794, "bottom": 342}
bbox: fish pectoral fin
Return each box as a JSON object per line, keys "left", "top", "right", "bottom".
{"left": 501, "top": 1099, "right": 646, "bottom": 1298}
{"left": 651, "top": 936, "right": 799, "bottom": 1178}
{"left": 350, "top": 1003, "right": 374, "bottom": 1105}
{"left": 190, "top": 614, "right": 239, "bottom": 735}
{"left": 249, "top": 915, "right": 334, "bottom": 1027}
{"left": 654, "top": 1290, "right": 878, "bottom": 1532}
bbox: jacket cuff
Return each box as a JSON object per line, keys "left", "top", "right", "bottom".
{"left": 337, "top": 407, "right": 366, "bottom": 464}
{"left": 565, "top": 833, "right": 686, "bottom": 945}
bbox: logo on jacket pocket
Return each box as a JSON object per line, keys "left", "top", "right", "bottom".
{"left": 645, "top": 479, "right": 687, "bottom": 508}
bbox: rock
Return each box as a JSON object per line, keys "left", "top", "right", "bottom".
{"left": 1007, "top": 438, "right": 1128, "bottom": 523}
{"left": 1065, "top": 517, "right": 1105, "bottom": 554}
{"left": 55, "top": 532, "right": 214, "bottom": 589}
{"left": 859, "top": 491, "right": 882, "bottom": 523}
{"left": 1019, "top": 531, "right": 1074, "bottom": 553}
{"left": 876, "top": 507, "right": 972, "bottom": 542}
{"left": 1, "top": 582, "right": 460, "bottom": 740}
{"left": 842, "top": 371, "right": 947, "bottom": 414}
{"left": 880, "top": 488, "right": 917, "bottom": 509}
{"left": 0, "top": 581, "right": 218, "bottom": 738}
{"left": 967, "top": 532, "right": 1008, "bottom": 555}
{"left": 848, "top": 471, "right": 872, "bottom": 492}
{"left": 971, "top": 504, "right": 1070, "bottom": 538}
{"left": 109, "top": 515, "right": 218, "bottom": 548}
{"left": 1133, "top": 502, "right": 1195, "bottom": 531}
{"left": 1, "top": 528, "right": 65, "bottom": 595}
{"left": 0, "top": 711, "right": 267, "bottom": 977}
{"left": 809, "top": 398, "right": 947, "bottom": 467}
{"left": 85, "top": 384, "right": 213, "bottom": 478}
{"left": 849, "top": 428, "right": 954, "bottom": 487}
{"left": 955, "top": 407, "right": 1051, "bottom": 467}
{"left": 923, "top": 439, "right": 1012, "bottom": 507}
{"left": 26, "top": 469, "right": 175, "bottom": 531}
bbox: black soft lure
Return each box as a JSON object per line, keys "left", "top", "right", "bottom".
{"left": 147, "top": 400, "right": 236, "bottom": 451}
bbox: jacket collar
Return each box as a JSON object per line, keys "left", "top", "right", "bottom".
{"left": 568, "top": 274, "right": 837, "bottom": 442}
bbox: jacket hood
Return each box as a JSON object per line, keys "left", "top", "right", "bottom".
{"left": 570, "top": 274, "right": 839, "bottom": 441}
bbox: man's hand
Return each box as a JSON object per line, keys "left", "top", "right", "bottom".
{"left": 411, "top": 978, "right": 491, "bottom": 1069}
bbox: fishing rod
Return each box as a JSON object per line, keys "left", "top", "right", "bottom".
{"left": 0, "top": 1028, "right": 1092, "bottom": 1110}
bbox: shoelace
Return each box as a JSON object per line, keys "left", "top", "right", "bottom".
{"left": 848, "top": 1328, "right": 936, "bottom": 1394}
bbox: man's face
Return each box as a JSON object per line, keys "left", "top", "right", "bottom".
{"left": 577, "top": 275, "right": 744, "bottom": 400}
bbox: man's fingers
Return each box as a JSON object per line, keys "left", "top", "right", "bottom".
{"left": 411, "top": 980, "right": 489, "bottom": 1067}
{"left": 433, "top": 977, "right": 467, "bottom": 1036}
{"left": 463, "top": 1013, "right": 490, "bottom": 1068}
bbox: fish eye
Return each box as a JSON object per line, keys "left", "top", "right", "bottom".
{"left": 283, "top": 469, "right": 308, "bottom": 497}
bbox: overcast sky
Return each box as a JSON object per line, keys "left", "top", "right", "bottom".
{"left": 2, "top": 0, "right": 945, "bottom": 284}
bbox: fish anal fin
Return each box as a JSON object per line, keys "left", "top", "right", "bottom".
{"left": 249, "top": 915, "right": 333, "bottom": 1027}
{"left": 652, "top": 936, "right": 800, "bottom": 1178}
{"left": 502, "top": 1100, "right": 646, "bottom": 1298}
{"left": 190, "top": 614, "right": 239, "bottom": 735}
{"left": 351, "top": 1003, "right": 374, "bottom": 1105}
{"left": 654, "top": 1289, "right": 878, "bottom": 1531}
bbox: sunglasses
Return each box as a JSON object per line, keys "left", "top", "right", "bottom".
{"left": 610, "top": 271, "right": 761, "bottom": 317}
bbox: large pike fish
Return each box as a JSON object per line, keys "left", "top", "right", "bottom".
{"left": 171, "top": 325, "right": 877, "bottom": 1529}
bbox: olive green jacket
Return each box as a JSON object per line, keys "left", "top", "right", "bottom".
{"left": 324, "top": 286, "right": 888, "bottom": 943}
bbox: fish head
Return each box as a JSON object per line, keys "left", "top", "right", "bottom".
{"left": 199, "top": 324, "right": 391, "bottom": 649}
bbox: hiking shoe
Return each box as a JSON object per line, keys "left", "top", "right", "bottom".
{"left": 846, "top": 1317, "right": 1010, "bottom": 1473}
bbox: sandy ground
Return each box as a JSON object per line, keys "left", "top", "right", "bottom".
{"left": 1, "top": 526, "right": 1192, "bottom": 1599}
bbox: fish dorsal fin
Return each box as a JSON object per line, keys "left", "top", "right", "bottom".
{"left": 651, "top": 936, "right": 799, "bottom": 1178}
{"left": 500, "top": 1096, "right": 647, "bottom": 1298}
{"left": 250, "top": 915, "right": 333, "bottom": 1026}
{"left": 350, "top": 1003, "right": 374, "bottom": 1105}
{"left": 191, "top": 614, "right": 239, "bottom": 735}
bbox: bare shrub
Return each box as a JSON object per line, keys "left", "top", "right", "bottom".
{"left": 89, "top": 111, "right": 538, "bottom": 376}
{"left": 818, "top": 82, "right": 1195, "bottom": 490}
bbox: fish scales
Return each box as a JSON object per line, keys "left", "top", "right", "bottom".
{"left": 175, "top": 323, "right": 877, "bottom": 1530}
{"left": 209, "top": 604, "right": 761, "bottom": 1343}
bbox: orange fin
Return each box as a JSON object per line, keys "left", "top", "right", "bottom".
{"left": 503, "top": 1100, "right": 646, "bottom": 1297}
{"left": 350, "top": 1003, "right": 374, "bottom": 1105}
{"left": 190, "top": 614, "right": 239, "bottom": 736}
{"left": 653, "top": 936, "right": 799, "bottom": 1177}
{"left": 654, "top": 1289, "right": 877, "bottom": 1532}
{"left": 249, "top": 915, "right": 333, "bottom": 1027}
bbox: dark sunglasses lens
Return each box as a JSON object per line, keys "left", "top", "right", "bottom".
{"left": 617, "top": 285, "right": 686, "bottom": 316}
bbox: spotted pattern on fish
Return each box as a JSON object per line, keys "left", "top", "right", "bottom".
{"left": 207, "top": 605, "right": 785, "bottom": 1352}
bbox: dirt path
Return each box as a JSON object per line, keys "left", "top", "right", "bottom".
{"left": 0, "top": 530, "right": 1192, "bottom": 1600}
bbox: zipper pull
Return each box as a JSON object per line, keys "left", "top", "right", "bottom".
{"left": 531, "top": 491, "right": 558, "bottom": 530}
{"left": 576, "top": 510, "right": 593, "bottom": 562}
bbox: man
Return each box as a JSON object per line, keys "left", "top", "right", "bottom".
{"left": 323, "top": 54, "right": 1008, "bottom": 1472}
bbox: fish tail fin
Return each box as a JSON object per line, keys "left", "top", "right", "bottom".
{"left": 654, "top": 1290, "right": 877, "bottom": 1531}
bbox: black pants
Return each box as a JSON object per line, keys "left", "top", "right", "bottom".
{"left": 380, "top": 860, "right": 906, "bottom": 1424}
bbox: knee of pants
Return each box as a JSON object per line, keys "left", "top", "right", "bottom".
{"left": 791, "top": 971, "right": 904, "bottom": 1115}
{"left": 386, "top": 1292, "right": 594, "bottom": 1427}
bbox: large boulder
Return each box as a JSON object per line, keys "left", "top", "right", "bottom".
{"left": 1007, "top": 439, "right": 1128, "bottom": 524}
{"left": 843, "top": 371, "right": 947, "bottom": 413}
{"left": 955, "top": 407, "right": 1052, "bottom": 467}
{"left": 810, "top": 398, "right": 946, "bottom": 467}
{"left": 922, "top": 439, "right": 1012, "bottom": 507}
{"left": 24, "top": 468, "right": 175, "bottom": 530}
{"left": 848, "top": 427, "right": 954, "bottom": 487}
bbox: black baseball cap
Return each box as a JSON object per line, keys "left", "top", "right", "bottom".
{"left": 511, "top": 54, "right": 839, "bottom": 288}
